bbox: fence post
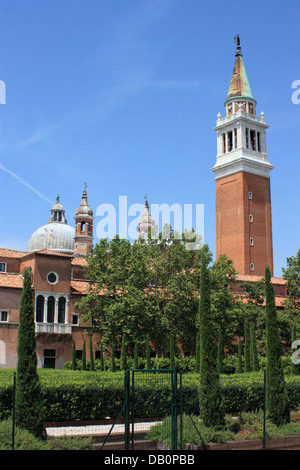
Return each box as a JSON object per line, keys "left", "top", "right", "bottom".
{"left": 12, "top": 371, "right": 16, "bottom": 450}
{"left": 263, "top": 369, "right": 266, "bottom": 449}
{"left": 172, "top": 366, "right": 177, "bottom": 450}
{"left": 124, "top": 369, "right": 130, "bottom": 450}
{"left": 179, "top": 371, "right": 183, "bottom": 450}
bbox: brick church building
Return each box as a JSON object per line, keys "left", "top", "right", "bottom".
{"left": 0, "top": 38, "right": 287, "bottom": 369}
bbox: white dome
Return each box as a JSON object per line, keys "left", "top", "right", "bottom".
{"left": 27, "top": 222, "right": 75, "bottom": 254}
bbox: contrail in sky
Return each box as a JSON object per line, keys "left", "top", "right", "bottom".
{"left": 0, "top": 161, "right": 53, "bottom": 205}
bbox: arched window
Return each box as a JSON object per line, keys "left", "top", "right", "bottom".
{"left": 81, "top": 222, "right": 86, "bottom": 232}
{"left": 36, "top": 295, "right": 44, "bottom": 322}
{"left": 58, "top": 297, "right": 66, "bottom": 324}
{"left": 47, "top": 296, "right": 55, "bottom": 323}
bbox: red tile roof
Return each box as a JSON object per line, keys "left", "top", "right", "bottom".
{"left": 71, "top": 280, "right": 90, "bottom": 295}
{"left": 0, "top": 273, "right": 24, "bottom": 288}
{"left": 71, "top": 257, "right": 88, "bottom": 266}
{"left": 236, "top": 292, "right": 287, "bottom": 307}
{"left": 0, "top": 248, "right": 27, "bottom": 259}
{"left": 236, "top": 274, "right": 286, "bottom": 285}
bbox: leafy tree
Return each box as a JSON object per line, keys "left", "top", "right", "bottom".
{"left": 282, "top": 249, "right": 300, "bottom": 315}
{"left": 239, "top": 279, "right": 265, "bottom": 351}
{"left": 15, "top": 268, "right": 45, "bottom": 439}
{"left": 210, "top": 255, "right": 239, "bottom": 351}
{"left": 142, "top": 225, "right": 201, "bottom": 356}
{"left": 198, "top": 246, "right": 224, "bottom": 427}
{"left": 76, "top": 228, "right": 201, "bottom": 357}
{"left": 265, "top": 266, "right": 290, "bottom": 425}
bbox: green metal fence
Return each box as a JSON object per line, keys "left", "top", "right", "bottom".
{"left": 124, "top": 367, "right": 181, "bottom": 450}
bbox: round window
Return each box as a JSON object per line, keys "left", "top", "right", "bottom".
{"left": 47, "top": 272, "right": 59, "bottom": 284}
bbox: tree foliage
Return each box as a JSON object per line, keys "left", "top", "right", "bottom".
{"left": 265, "top": 266, "right": 290, "bottom": 426}
{"left": 76, "top": 227, "right": 202, "bottom": 356}
{"left": 282, "top": 248, "right": 300, "bottom": 316}
{"left": 198, "top": 245, "right": 225, "bottom": 427}
{"left": 15, "top": 268, "right": 45, "bottom": 439}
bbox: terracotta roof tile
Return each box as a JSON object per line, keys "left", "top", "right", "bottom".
{"left": 33, "top": 249, "right": 73, "bottom": 258}
{"left": 71, "top": 257, "right": 88, "bottom": 266}
{"left": 236, "top": 292, "right": 287, "bottom": 307}
{"left": 236, "top": 274, "right": 286, "bottom": 285}
{"left": 71, "top": 280, "right": 90, "bottom": 295}
{"left": 0, "top": 248, "right": 27, "bottom": 259}
{"left": 0, "top": 273, "right": 24, "bottom": 288}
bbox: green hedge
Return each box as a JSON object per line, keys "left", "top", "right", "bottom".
{"left": 1, "top": 370, "right": 300, "bottom": 423}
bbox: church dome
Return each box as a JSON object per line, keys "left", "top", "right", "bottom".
{"left": 27, "top": 196, "right": 75, "bottom": 254}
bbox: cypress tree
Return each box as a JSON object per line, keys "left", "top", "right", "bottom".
{"left": 134, "top": 339, "right": 139, "bottom": 369}
{"left": 89, "top": 336, "right": 94, "bottom": 371}
{"left": 82, "top": 339, "right": 86, "bottom": 370}
{"left": 146, "top": 334, "right": 151, "bottom": 369}
{"left": 198, "top": 252, "right": 224, "bottom": 427}
{"left": 110, "top": 342, "right": 116, "bottom": 372}
{"left": 250, "top": 323, "right": 259, "bottom": 371}
{"left": 120, "top": 334, "right": 127, "bottom": 370}
{"left": 195, "top": 295, "right": 201, "bottom": 373}
{"left": 244, "top": 320, "right": 251, "bottom": 372}
{"left": 238, "top": 338, "right": 243, "bottom": 373}
{"left": 100, "top": 342, "right": 105, "bottom": 371}
{"left": 169, "top": 335, "right": 175, "bottom": 369}
{"left": 265, "top": 266, "right": 290, "bottom": 425}
{"left": 15, "top": 268, "right": 45, "bottom": 439}
{"left": 195, "top": 330, "right": 201, "bottom": 373}
{"left": 72, "top": 340, "right": 76, "bottom": 370}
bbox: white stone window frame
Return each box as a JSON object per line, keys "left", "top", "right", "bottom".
{"left": 35, "top": 292, "right": 69, "bottom": 325}
{"left": 0, "top": 262, "right": 7, "bottom": 273}
{"left": 0, "top": 309, "right": 9, "bottom": 322}
{"left": 47, "top": 271, "right": 59, "bottom": 285}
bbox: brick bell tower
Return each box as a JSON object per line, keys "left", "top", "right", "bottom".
{"left": 74, "top": 185, "right": 94, "bottom": 256}
{"left": 211, "top": 36, "right": 274, "bottom": 276}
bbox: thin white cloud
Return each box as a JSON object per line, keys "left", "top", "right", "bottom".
{"left": 0, "top": 0, "right": 175, "bottom": 155}
{"left": 0, "top": 161, "right": 53, "bottom": 204}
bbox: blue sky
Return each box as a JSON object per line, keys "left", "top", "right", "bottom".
{"left": 0, "top": 0, "right": 299, "bottom": 277}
